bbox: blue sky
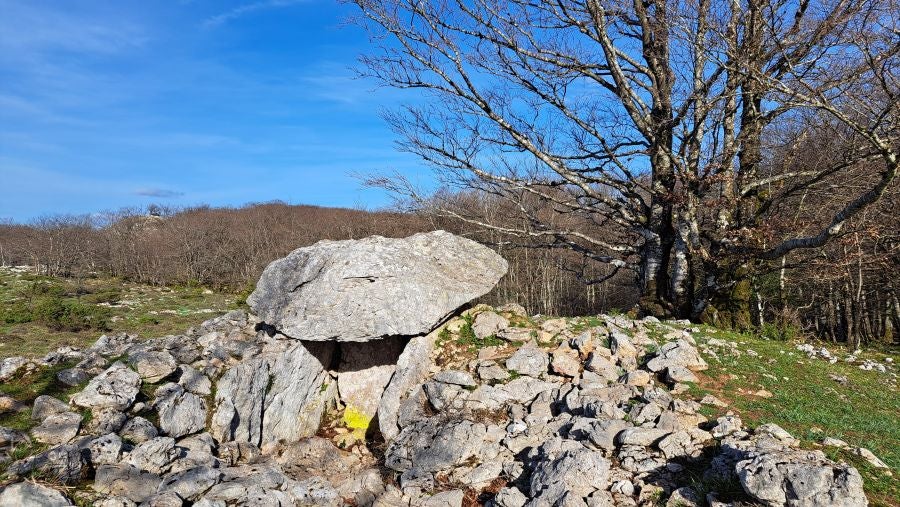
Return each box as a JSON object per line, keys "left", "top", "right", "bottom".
{"left": 0, "top": 0, "right": 425, "bottom": 222}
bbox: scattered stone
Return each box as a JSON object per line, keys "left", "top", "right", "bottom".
{"left": 665, "top": 365, "right": 698, "bottom": 384}
{"left": 822, "top": 437, "right": 849, "bottom": 448}
{"left": 472, "top": 311, "right": 509, "bottom": 339}
{"left": 86, "top": 433, "right": 124, "bottom": 466}
{"left": 128, "top": 350, "right": 178, "bottom": 383}
{"left": 855, "top": 447, "right": 890, "bottom": 469}
{"left": 700, "top": 394, "right": 727, "bottom": 407}
{"left": 0, "top": 356, "right": 27, "bottom": 382}
{"left": 31, "top": 395, "right": 71, "bottom": 422}
{"left": 178, "top": 365, "right": 212, "bottom": 396}
{"left": 551, "top": 348, "right": 582, "bottom": 377}
{"left": 529, "top": 447, "right": 610, "bottom": 504}
{"left": 72, "top": 362, "right": 141, "bottom": 412}
{"left": 56, "top": 368, "right": 91, "bottom": 387}
{"left": 666, "top": 487, "right": 700, "bottom": 507}
{"left": 31, "top": 411, "right": 81, "bottom": 445}
{"left": 423, "top": 489, "right": 465, "bottom": 507}
{"left": 120, "top": 416, "right": 159, "bottom": 444}
{"left": 7, "top": 444, "right": 89, "bottom": 484}
{"left": 94, "top": 464, "right": 162, "bottom": 503}
{"left": 153, "top": 383, "right": 207, "bottom": 438}
{"left": 505, "top": 343, "right": 549, "bottom": 377}
{"left": 737, "top": 449, "right": 867, "bottom": 507}
{"left": 646, "top": 340, "right": 707, "bottom": 373}
{"left": 0, "top": 482, "right": 72, "bottom": 507}
{"left": 125, "top": 437, "right": 177, "bottom": 474}
{"left": 433, "top": 370, "right": 477, "bottom": 387}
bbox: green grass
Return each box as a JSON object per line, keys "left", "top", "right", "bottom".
{"left": 0, "top": 268, "right": 236, "bottom": 357}
{"left": 687, "top": 326, "right": 899, "bottom": 506}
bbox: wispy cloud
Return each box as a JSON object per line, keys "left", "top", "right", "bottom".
{"left": 135, "top": 188, "right": 185, "bottom": 198}
{"left": 203, "top": 0, "right": 309, "bottom": 28}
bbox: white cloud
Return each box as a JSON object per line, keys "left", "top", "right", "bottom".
{"left": 202, "top": 0, "right": 310, "bottom": 28}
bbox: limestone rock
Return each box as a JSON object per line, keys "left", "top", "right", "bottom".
{"left": 210, "top": 357, "right": 269, "bottom": 445}
{"left": 385, "top": 417, "right": 488, "bottom": 473}
{"left": 158, "top": 465, "right": 222, "bottom": 500}
{"left": 125, "top": 437, "right": 177, "bottom": 474}
{"left": 646, "top": 340, "right": 707, "bottom": 373}
{"left": 72, "top": 362, "right": 141, "bottom": 411}
{"left": 178, "top": 365, "right": 212, "bottom": 396}
{"left": 665, "top": 365, "right": 698, "bottom": 384}
{"left": 261, "top": 342, "right": 334, "bottom": 446}
{"left": 153, "top": 383, "right": 207, "bottom": 438}
{"left": 7, "top": 444, "right": 88, "bottom": 484}
{"left": 0, "top": 482, "right": 72, "bottom": 507}
{"left": 529, "top": 448, "right": 611, "bottom": 504}
{"left": 337, "top": 338, "right": 404, "bottom": 432}
{"left": 472, "top": 312, "right": 509, "bottom": 339}
{"left": 492, "top": 487, "right": 527, "bottom": 507}
{"left": 86, "top": 433, "right": 124, "bottom": 466}
{"left": 505, "top": 344, "right": 548, "bottom": 377}
{"left": 0, "top": 357, "right": 27, "bottom": 382}
{"left": 378, "top": 331, "right": 436, "bottom": 442}
{"left": 736, "top": 449, "right": 866, "bottom": 507}
{"left": 248, "top": 231, "right": 507, "bottom": 341}
{"left": 128, "top": 350, "right": 177, "bottom": 383}
{"left": 31, "top": 395, "right": 70, "bottom": 422}
{"left": 31, "top": 411, "right": 81, "bottom": 445}
{"left": 433, "top": 370, "right": 476, "bottom": 387}
{"left": 56, "top": 367, "right": 90, "bottom": 386}
{"left": 120, "top": 416, "right": 158, "bottom": 444}
{"left": 551, "top": 348, "right": 582, "bottom": 377}
{"left": 94, "top": 464, "right": 162, "bottom": 503}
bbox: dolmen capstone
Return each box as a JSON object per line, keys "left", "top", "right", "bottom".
{"left": 214, "top": 230, "right": 507, "bottom": 447}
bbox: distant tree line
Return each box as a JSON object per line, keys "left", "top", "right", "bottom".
{"left": 0, "top": 202, "right": 635, "bottom": 318}
{"left": 0, "top": 197, "right": 896, "bottom": 346}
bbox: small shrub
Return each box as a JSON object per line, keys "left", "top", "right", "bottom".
{"left": 760, "top": 322, "right": 800, "bottom": 342}
{"left": 0, "top": 301, "right": 34, "bottom": 324}
{"left": 137, "top": 315, "right": 160, "bottom": 326}
{"left": 31, "top": 297, "right": 110, "bottom": 332}
{"left": 24, "top": 281, "right": 68, "bottom": 298}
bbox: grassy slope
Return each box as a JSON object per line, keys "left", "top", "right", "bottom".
{"left": 0, "top": 268, "right": 236, "bottom": 358}
{"left": 684, "top": 326, "right": 899, "bottom": 506}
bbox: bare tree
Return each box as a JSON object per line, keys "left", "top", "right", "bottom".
{"left": 353, "top": 0, "right": 899, "bottom": 326}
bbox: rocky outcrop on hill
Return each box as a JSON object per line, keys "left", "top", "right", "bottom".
{"left": 0, "top": 232, "right": 876, "bottom": 506}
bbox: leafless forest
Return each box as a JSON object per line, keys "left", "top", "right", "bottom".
{"left": 0, "top": 194, "right": 896, "bottom": 347}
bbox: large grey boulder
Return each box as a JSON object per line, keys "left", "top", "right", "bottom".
{"left": 211, "top": 342, "right": 334, "bottom": 447}
{"left": 31, "top": 411, "right": 81, "bottom": 445}
{"left": 6, "top": 444, "right": 88, "bottom": 485}
{"left": 529, "top": 447, "right": 611, "bottom": 504}
{"left": 72, "top": 362, "right": 141, "bottom": 411}
{"left": 385, "top": 417, "right": 488, "bottom": 474}
{"left": 247, "top": 231, "right": 508, "bottom": 342}
{"left": 153, "top": 383, "right": 207, "bottom": 438}
{"left": 261, "top": 342, "right": 334, "bottom": 447}
{"left": 0, "top": 482, "right": 72, "bottom": 507}
{"left": 378, "top": 331, "right": 436, "bottom": 442}
{"left": 736, "top": 449, "right": 867, "bottom": 507}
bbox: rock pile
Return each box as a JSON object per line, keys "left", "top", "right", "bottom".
{"left": 0, "top": 232, "right": 873, "bottom": 506}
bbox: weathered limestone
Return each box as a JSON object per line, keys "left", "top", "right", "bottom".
{"left": 247, "top": 231, "right": 508, "bottom": 342}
